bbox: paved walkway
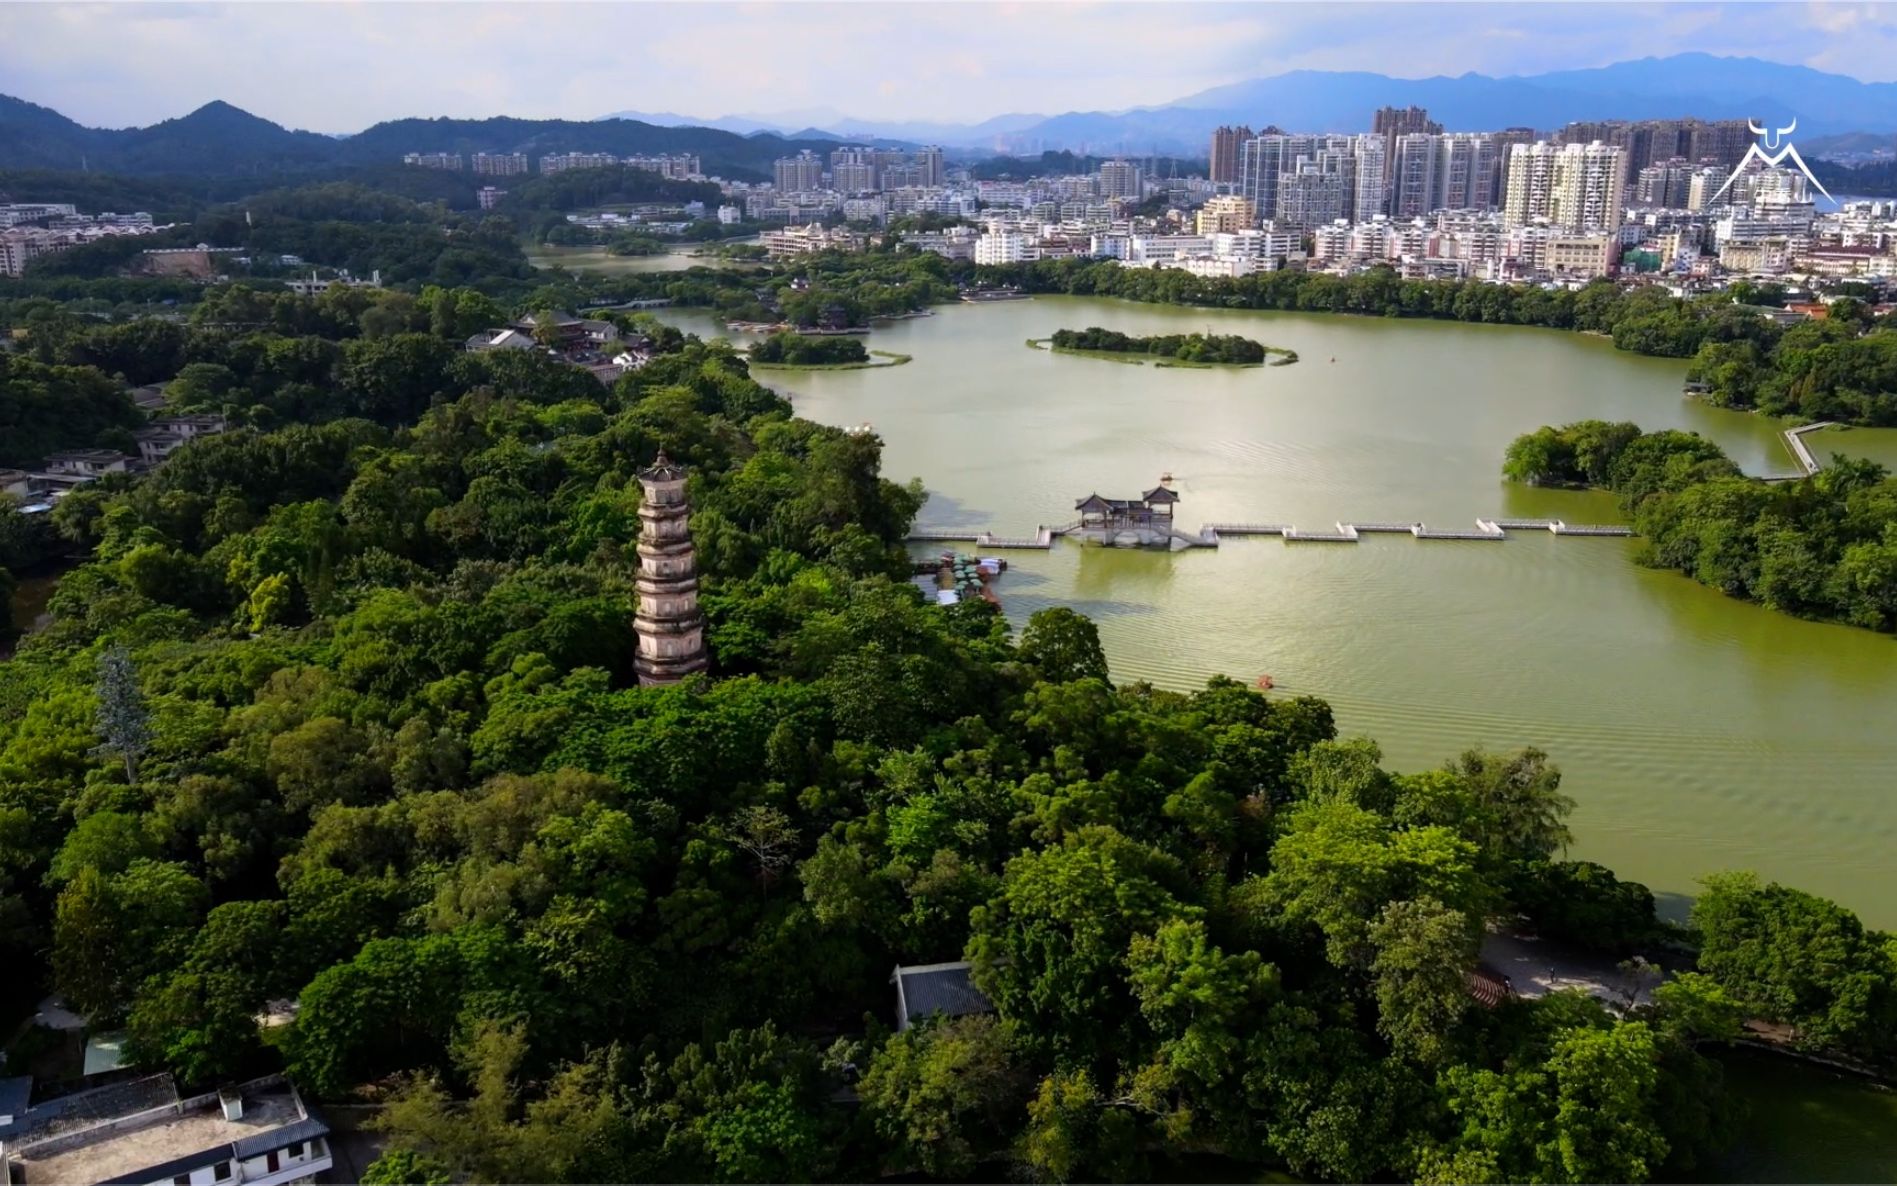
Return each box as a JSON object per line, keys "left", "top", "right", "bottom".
{"left": 32, "top": 996, "right": 85, "bottom": 1031}
{"left": 1480, "top": 929, "right": 1664, "bottom": 1010}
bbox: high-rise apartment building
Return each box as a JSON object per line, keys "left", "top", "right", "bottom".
{"left": 1278, "top": 161, "right": 1348, "bottom": 232}
{"left": 1372, "top": 105, "right": 1442, "bottom": 138}
{"left": 1374, "top": 106, "right": 1441, "bottom": 207}
{"left": 623, "top": 154, "right": 702, "bottom": 180}
{"left": 1237, "top": 133, "right": 1385, "bottom": 224}
{"left": 1099, "top": 159, "right": 1143, "bottom": 199}
{"left": 1275, "top": 137, "right": 1363, "bottom": 231}
{"left": 1238, "top": 134, "right": 1314, "bottom": 219}
{"left": 402, "top": 152, "right": 462, "bottom": 171}
{"left": 1633, "top": 157, "right": 1695, "bottom": 208}
{"left": 1350, "top": 134, "right": 1387, "bottom": 221}
{"left": 1549, "top": 142, "right": 1625, "bottom": 233}
{"left": 1438, "top": 134, "right": 1502, "bottom": 211}
{"left": 1503, "top": 142, "right": 1557, "bottom": 228}
{"left": 1684, "top": 166, "right": 1727, "bottom": 212}
{"left": 1391, "top": 134, "right": 1501, "bottom": 217}
{"left": 1391, "top": 134, "right": 1439, "bottom": 219}
{"left": 774, "top": 151, "right": 825, "bottom": 192}
{"left": 1491, "top": 128, "right": 1539, "bottom": 173}
{"left": 830, "top": 147, "right": 878, "bottom": 193}
{"left": 471, "top": 152, "right": 528, "bottom": 177}
{"left": 1557, "top": 117, "right": 1751, "bottom": 180}
{"left": 540, "top": 152, "right": 617, "bottom": 174}
{"left": 914, "top": 146, "right": 945, "bottom": 188}
{"left": 1507, "top": 141, "right": 1624, "bottom": 232}
{"left": 1209, "top": 125, "right": 1255, "bottom": 184}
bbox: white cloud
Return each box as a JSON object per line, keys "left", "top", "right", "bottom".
{"left": 0, "top": 1, "right": 1891, "bottom": 132}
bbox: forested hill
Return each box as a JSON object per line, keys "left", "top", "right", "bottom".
{"left": 1812, "top": 157, "right": 1897, "bottom": 198}
{"left": 334, "top": 116, "right": 853, "bottom": 179}
{"left": 3, "top": 289, "right": 1895, "bottom": 1183}
{"left": 0, "top": 94, "right": 855, "bottom": 179}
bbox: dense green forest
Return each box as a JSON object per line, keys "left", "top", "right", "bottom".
{"left": 0, "top": 163, "right": 502, "bottom": 220}
{"left": 1502, "top": 420, "right": 1897, "bottom": 630}
{"left": 1811, "top": 156, "right": 1897, "bottom": 198}
{"left": 1689, "top": 311, "right": 1897, "bottom": 425}
{"left": 501, "top": 165, "right": 721, "bottom": 214}
{"left": 605, "top": 234, "right": 670, "bottom": 257}
{"left": 1047, "top": 325, "right": 1291, "bottom": 365}
{"left": 550, "top": 249, "right": 959, "bottom": 329}
{"left": 2, "top": 282, "right": 1896, "bottom": 1184}
{"left": 0, "top": 352, "right": 147, "bottom": 467}
{"left": 20, "top": 182, "right": 537, "bottom": 294}
{"left": 10, "top": 169, "right": 712, "bottom": 298}
{"left": 746, "top": 332, "right": 870, "bottom": 365}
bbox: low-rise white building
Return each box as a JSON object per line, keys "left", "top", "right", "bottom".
{"left": 43, "top": 450, "right": 132, "bottom": 478}
{"left": 759, "top": 223, "right": 866, "bottom": 257}
{"left": 842, "top": 197, "right": 887, "bottom": 224}
{"left": 903, "top": 227, "right": 979, "bottom": 261}
{"left": 0, "top": 1074, "right": 331, "bottom": 1186}
{"left": 1171, "top": 255, "right": 1261, "bottom": 278}
{"left": 1124, "top": 235, "right": 1212, "bottom": 265}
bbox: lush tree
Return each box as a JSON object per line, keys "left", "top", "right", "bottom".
{"left": 1016, "top": 606, "right": 1110, "bottom": 685}
{"left": 1368, "top": 897, "right": 1476, "bottom": 1064}
{"left": 93, "top": 645, "right": 154, "bottom": 784}
{"left": 1433, "top": 1021, "right": 1671, "bottom": 1184}
{"left": 857, "top": 1015, "right": 1026, "bottom": 1177}
{"left": 360, "top": 1149, "right": 454, "bottom": 1186}
{"left": 967, "top": 826, "right": 1190, "bottom": 1062}
{"left": 1692, "top": 871, "right": 1897, "bottom": 1052}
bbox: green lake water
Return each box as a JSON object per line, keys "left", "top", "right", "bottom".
{"left": 1706, "top": 1050, "right": 1897, "bottom": 1182}
{"left": 658, "top": 295, "right": 1897, "bottom": 928}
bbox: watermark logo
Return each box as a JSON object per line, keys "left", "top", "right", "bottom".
{"left": 1711, "top": 118, "right": 1833, "bottom": 204}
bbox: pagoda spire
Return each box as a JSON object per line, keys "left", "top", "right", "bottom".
{"left": 633, "top": 451, "right": 708, "bottom": 685}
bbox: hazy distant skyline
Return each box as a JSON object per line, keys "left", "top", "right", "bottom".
{"left": 4, "top": 1, "right": 1897, "bottom": 133}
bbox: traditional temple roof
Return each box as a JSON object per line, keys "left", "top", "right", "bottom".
{"left": 1076, "top": 488, "right": 1177, "bottom": 513}
{"left": 639, "top": 450, "right": 688, "bottom": 481}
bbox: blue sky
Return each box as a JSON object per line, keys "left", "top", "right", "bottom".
{"left": 4, "top": 1, "right": 1896, "bottom": 132}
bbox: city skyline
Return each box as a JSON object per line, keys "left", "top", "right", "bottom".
{"left": 4, "top": 2, "right": 1897, "bottom": 134}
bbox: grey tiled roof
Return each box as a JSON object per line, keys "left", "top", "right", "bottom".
{"left": 894, "top": 961, "right": 993, "bottom": 1029}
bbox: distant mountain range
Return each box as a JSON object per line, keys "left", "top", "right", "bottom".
{"left": 599, "top": 106, "right": 1049, "bottom": 147}
{"left": 0, "top": 95, "right": 863, "bottom": 180}
{"left": 7, "top": 53, "right": 1897, "bottom": 181}
{"left": 603, "top": 54, "right": 1897, "bottom": 155}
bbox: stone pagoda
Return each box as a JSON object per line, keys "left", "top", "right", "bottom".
{"left": 633, "top": 451, "right": 709, "bottom": 685}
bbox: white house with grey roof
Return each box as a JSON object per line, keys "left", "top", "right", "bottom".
{"left": 0, "top": 1073, "right": 329, "bottom": 1186}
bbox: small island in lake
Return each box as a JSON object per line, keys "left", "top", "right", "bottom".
{"left": 1030, "top": 326, "right": 1298, "bottom": 367}
{"left": 746, "top": 331, "right": 910, "bottom": 370}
